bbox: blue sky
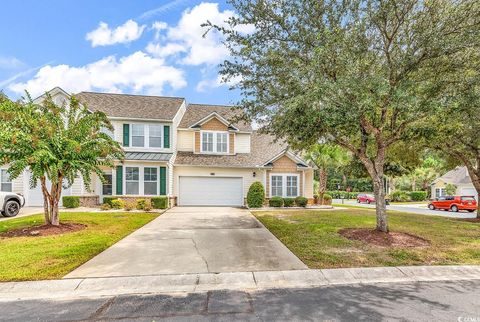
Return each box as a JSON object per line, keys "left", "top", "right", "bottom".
{"left": 0, "top": 0, "right": 244, "bottom": 105}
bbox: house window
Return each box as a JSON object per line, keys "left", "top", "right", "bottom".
{"left": 216, "top": 133, "right": 228, "bottom": 153}
{"left": 125, "top": 167, "right": 139, "bottom": 195}
{"left": 149, "top": 125, "right": 162, "bottom": 148}
{"left": 102, "top": 173, "right": 112, "bottom": 195}
{"left": 286, "top": 176, "right": 298, "bottom": 197}
{"left": 435, "top": 188, "right": 446, "bottom": 198}
{"left": 144, "top": 167, "right": 158, "bottom": 195}
{"left": 201, "top": 131, "right": 228, "bottom": 153}
{"left": 271, "top": 175, "right": 283, "bottom": 197}
{"left": 202, "top": 132, "right": 214, "bottom": 152}
{"left": 270, "top": 174, "right": 299, "bottom": 197}
{"left": 131, "top": 124, "right": 145, "bottom": 147}
{"left": 0, "top": 169, "right": 12, "bottom": 192}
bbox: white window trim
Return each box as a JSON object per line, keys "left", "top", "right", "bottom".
{"left": 270, "top": 173, "right": 300, "bottom": 198}
{"left": 129, "top": 123, "right": 166, "bottom": 149}
{"left": 200, "top": 130, "right": 229, "bottom": 154}
{"left": 0, "top": 168, "right": 12, "bottom": 192}
{"left": 143, "top": 167, "right": 158, "bottom": 196}
{"left": 125, "top": 166, "right": 140, "bottom": 195}
{"left": 102, "top": 171, "right": 113, "bottom": 196}
{"left": 121, "top": 165, "right": 166, "bottom": 196}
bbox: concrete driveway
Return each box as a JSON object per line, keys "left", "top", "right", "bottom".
{"left": 65, "top": 207, "right": 306, "bottom": 278}
{"left": 0, "top": 207, "right": 43, "bottom": 221}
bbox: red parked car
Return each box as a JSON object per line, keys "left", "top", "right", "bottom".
{"left": 357, "top": 194, "right": 376, "bottom": 204}
{"left": 428, "top": 196, "right": 477, "bottom": 212}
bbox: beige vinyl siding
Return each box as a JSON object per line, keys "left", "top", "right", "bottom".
{"left": 177, "top": 130, "right": 194, "bottom": 152}
{"left": 12, "top": 174, "right": 23, "bottom": 194}
{"left": 235, "top": 133, "right": 251, "bottom": 153}
{"left": 304, "top": 169, "right": 314, "bottom": 198}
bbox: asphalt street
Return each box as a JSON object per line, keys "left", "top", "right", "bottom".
{"left": 2, "top": 279, "right": 479, "bottom": 322}
{"left": 333, "top": 199, "right": 478, "bottom": 218}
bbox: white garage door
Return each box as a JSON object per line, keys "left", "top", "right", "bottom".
{"left": 179, "top": 176, "right": 243, "bottom": 206}
{"left": 461, "top": 188, "right": 478, "bottom": 200}
{"left": 27, "top": 173, "right": 70, "bottom": 207}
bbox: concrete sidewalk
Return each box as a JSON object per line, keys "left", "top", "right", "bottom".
{"left": 2, "top": 265, "right": 479, "bottom": 302}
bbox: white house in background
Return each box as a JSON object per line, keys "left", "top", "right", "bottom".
{"left": 430, "top": 166, "right": 478, "bottom": 200}
{"left": 0, "top": 87, "right": 315, "bottom": 207}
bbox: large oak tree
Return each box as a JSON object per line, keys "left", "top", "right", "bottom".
{"left": 208, "top": 0, "right": 480, "bottom": 232}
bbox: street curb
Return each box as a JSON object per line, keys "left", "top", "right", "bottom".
{"left": 1, "top": 265, "right": 479, "bottom": 302}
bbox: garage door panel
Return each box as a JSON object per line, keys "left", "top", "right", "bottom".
{"left": 179, "top": 177, "right": 243, "bottom": 206}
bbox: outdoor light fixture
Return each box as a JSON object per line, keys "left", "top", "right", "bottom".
{"left": 253, "top": 172, "right": 256, "bottom": 177}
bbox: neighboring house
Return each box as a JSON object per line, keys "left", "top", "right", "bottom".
{"left": 1, "top": 87, "right": 314, "bottom": 207}
{"left": 431, "top": 166, "right": 478, "bottom": 200}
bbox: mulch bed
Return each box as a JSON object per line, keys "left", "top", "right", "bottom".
{"left": 0, "top": 223, "right": 86, "bottom": 238}
{"left": 339, "top": 228, "right": 430, "bottom": 248}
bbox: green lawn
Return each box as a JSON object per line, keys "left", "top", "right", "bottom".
{"left": 0, "top": 212, "right": 158, "bottom": 281}
{"left": 254, "top": 208, "right": 480, "bottom": 268}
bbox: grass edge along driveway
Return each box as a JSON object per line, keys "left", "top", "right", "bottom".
{"left": 0, "top": 212, "right": 158, "bottom": 281}
{"left": 254, "top": 208, "right": 480, "bottom": 269}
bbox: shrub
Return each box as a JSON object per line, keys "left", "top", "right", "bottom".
{"left": 269, "top": 196, "right": 283, "bottom": 207}
{"left": 124, "top": 201, "right": 135, "bottom": 211}
{"left": 283, "top": 198, "right": 295, "bottom": 207}
{"left": 151, "top": 197, "right": 168, "bottom": 209}
{"left": 445, "top": 183, "right": 457, "bottom": 196}
{"left": 62, "top": 196, "right": 80, "bottom": 208}
{"left": 111, "top": 198, "right": 126, "bottom": 209}
{"left": 410, "top": 191, "right": 427, "bottom": 201}
{"left": 136, "top": 198, "right": 146, "bottom": 210}
{"left": 143, "top": 199, "right": 152, "bottom": 212}
{"left": 391, "top": 191, "right": 410, "bottom": 202}
{"left": 100, "top": 203, "right": 111, "bottom": 211}
{"left": 102, "top": 197, "right": 115, "bottom": 206}
{"left": 247, "top": 181, "right": 265, "bottom": 208}
{"left": 323, "top": 193, "right": 332, "bottom": 205}
{"left": 295, "top": 196, "right": 308, "bottom": 207}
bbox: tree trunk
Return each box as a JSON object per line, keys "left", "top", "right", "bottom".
{"left": 318, "top": 168, "right": 327, "bottom": 205}
{"left": 372, "top": 178, "right": 388, "bottom": 232}
{"left": 464, "top": 166, "right": 480, "bottom": 219}
{"left": 358, "top": 153, "right": 388, "bottom": 232}
{"left": 40, "top": 176, "right": 51, "bottom": 225}
{"left": 342, "top": 174, "right": 347, "bottom": 190}
{"left": 39, "top": 175, "right": 63, "bottom": 226}
{"left": 411, "top": 178, "right": 416, "bottom": 191}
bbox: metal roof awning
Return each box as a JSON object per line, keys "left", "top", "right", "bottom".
{"left": 124, "top": 152, "right": 173, "bottom": 162}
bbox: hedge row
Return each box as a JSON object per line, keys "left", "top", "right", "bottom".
{"left": 324, "top": 191, "right": 360, "bottom": 199}
{"left": 390, "top": 190, "right": 427, "bottom": 202}
{"left": 103, "top": 196, "right": 168, "bottom": 209}
{"left": 268, "top": 196, "right": 308, "bottom": 208}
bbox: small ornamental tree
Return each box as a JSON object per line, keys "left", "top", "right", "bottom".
{"left": 0, "top": 93, "right": 124, "bottom": 226}
{"left": 206, "top": 0, "right": 480, "bottom": 232}
{"left": 247, "top": 181, "right": 265, "bottom": 208}
{"left": 445, "top": 184, "right": 457, "bottom": 196}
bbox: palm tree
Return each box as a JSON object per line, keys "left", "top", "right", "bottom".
{"left": 0, "top": 93, "right": 124, "bottom": 226}
{"left": 305, "top": 144, "right": 350, "bottom": 204}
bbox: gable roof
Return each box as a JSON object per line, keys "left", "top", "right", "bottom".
{"left": 178, "top": 103, "right": 252, "bottom": 132}
{"left": 432, "top": 166, "right": 472, "bottom": 186}
{"left": 174, "top": 131, "right": 309, "bottom": 168}
{"left": 75, "top": 92, "right": 185, "bottom": 121}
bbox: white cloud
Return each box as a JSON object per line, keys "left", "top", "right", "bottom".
{"left": 0, "top": 56, "right": 25, "bottom": 69}
{"left": 196, "top": 74, "right": 241, "bottom": 92}
{"left": 139, "top": 0, "right": 191, "bottom": 20}
{"left": 86, "top": 19, "right": 146, "bottom": 47}
{"left": 147, "top": 3, "right": 254, "bottom": 66}
{"left": 8, "top": 51, "right": 186, "bottom": 97}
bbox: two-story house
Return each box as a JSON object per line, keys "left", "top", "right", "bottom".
{"left": 1, "top": 87, "right": 314, "bottom": 207}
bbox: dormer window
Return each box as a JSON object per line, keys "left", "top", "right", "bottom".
{"left": 201, "top": 131, "right": 228, "bottom": 154}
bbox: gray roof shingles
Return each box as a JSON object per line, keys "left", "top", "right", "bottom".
{"left": 174, "top": 132, "right": 290, "bottom": 168}
{"left": 178, "top": 103, "right": 252, "bottom": 132}
{"left": 75, "top": 92, "right": 184, "bottom": 120}
{"left": 124, "top": 152, "right": 172, "bottom": 162}
{"left": 434, "top": 166, "right": 472, "bottom": 185}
